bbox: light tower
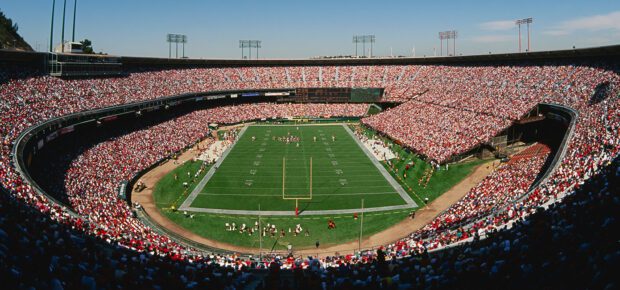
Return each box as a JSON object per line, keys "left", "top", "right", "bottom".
{"left": 448, "top": 30, "right": 458, "bottom": 56}
{"left": 352, "top": 35, "right": 375, "bottom": 58}
{"left": 239, "top": 40, "right": 261, "bottom": 59}
{"left": 438, "top": 31, "right": 446, "bottom": 56}
{"left": 439, "top": 30, "right": 457, "bottom": 56}
{"left": 166, "top": 34, "right": 187, "bottom": 58}
{"left": 516, "top": 18, "right": 533, "bottom": 52}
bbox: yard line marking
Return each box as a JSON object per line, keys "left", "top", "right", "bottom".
{"left": 180, "top": 124, "right": 419, "bottom": 214}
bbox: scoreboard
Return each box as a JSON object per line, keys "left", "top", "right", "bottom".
{"left": 295, "top": 88, "right": 351, "bottom": 102}
{"left": 280, "top": 88, "right": 384, "bottom": 103}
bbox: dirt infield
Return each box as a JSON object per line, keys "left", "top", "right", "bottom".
{"left": 132, "top": 135, "right": 498, "bottom": 257}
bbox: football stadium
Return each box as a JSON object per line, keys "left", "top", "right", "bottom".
{"left": 1, "top": 1, "right": 619, "bottom": 289}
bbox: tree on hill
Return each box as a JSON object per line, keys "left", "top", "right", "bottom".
{"left": 0, "top": 10, "right": 33, "bottom": 51}
{"left": 80, "top": 39, "right": 94, "bottom": 54}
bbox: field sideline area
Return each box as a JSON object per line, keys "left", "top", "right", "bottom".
{"left": 179, "top": 124, "right": 415, "bottom": 214}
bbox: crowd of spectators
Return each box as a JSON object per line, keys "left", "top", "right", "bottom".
{"left": 405, "top": 145, "right": 550, "bottom": 251}
{"left": 194, "top": 103, "right": 368, "bottom": 124}
{"left": 362, "top": 101, "right": 513, "bottom": 163}
{"left": 266, "top": 158, "right": 618, "bottom": 289}
{"left": 30, "top": 102, "right": 370, "bottom": 266}
{"left": 0, "top": 61, "right": 619, "bottom": 288}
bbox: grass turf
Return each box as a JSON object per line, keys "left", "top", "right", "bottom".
{"left": 153, "top": 159, "right": 410, "bottom": 250}
{"left": 353, "top": 124, "right": 488, "bottom": 206}
{"left": 152, "top": 123, "right": 489, "bottom": 250}
{"left": 188, "top": 124, "right": 406, "bottom": 211}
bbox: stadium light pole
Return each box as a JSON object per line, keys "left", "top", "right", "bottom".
{"left": 451, "top": 30, "right": 458, "bottom": 56}
{"left": 353, "top": 35, "right": 374, "bottom": 58}
{"left": 446, "top": 33, "right": 449, "bottom": 55}
{"left": 438, "top": 32, "right": 444, "bottom": 56}
{"left": 526, "top": 18, "right": 533, "bottom": 52}
{"left": 71, "top": 0, "right": 77, "bottom": 42}
{"left": 166, "top": 34, "right": 186, "bottom": 58}
{"left": 167, "top": 34, "right": 172, "bottom": 58}
{"left": 49, "top": 0, "right": 56, "bottom": 52}
{"left": 239, "top": 40, "right": 250, "bottom": 59}
{"left": 358, "top": 199, "right": 364, "bottom": 252}
{"left": 440, "top": 30, "right": 457, "bottom": 56}
{"left": 258, "top": 203, "right": 262, "bottom": 260}
{"left": 369, "top": 35, "right": 375, "bottom": 58}
{"left": 516, "top": 18, "right": 532, "bottom": 52}
{"left": 516, "top": 20, "right": 522, "bottom": 52}
{"left": 353, "top": 35, "right": 365, "bottom": 57}
{"left": 61, "top": 0, "right": 67, "bottom": 52}
{"left": 239, "top": 40, "right": 261, "bottom": 59}
{"left": 181, "top": 35, "right": 187, "bottom": 58}
{"left": 362, "top": 35, "right": 366, "bottom": 57}
{"left": 252, "top": 40, "right": 262, "bottom": 59}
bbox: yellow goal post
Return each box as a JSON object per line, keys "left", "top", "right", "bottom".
{"left": 282, "top": 157, "right": 312, "bottom": 215}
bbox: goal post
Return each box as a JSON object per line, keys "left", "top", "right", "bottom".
{"left": 282, "top": 157, "right": 313, "bottom": 216}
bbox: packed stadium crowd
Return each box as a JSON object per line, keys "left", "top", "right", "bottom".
{"left": 26, "top": 102, "right": 370, "bottom": 265}
{"left": 265, "top": 159, "right": 618, "bottom": 289}
{"left": 362, "top": 101, "right": 513, "bottom": 162}
{"left": 404, "top": 145, "right": 550, "bottom": 251}
{"left": 195, "top": 102, "right": 369, "bottom": 123}
{"left": 0, "top": 61, "right": 619, "bottom": 288}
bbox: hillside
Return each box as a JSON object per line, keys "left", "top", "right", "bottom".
{"left": 0, "top": 10, "right": 33, "bottom": 51}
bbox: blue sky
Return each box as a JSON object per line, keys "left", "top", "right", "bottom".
{"left": 2, "top": 0, "right": 620, "bottom": 58}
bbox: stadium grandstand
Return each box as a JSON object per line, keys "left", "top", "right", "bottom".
{"left": 1, "top": 2, "right": 619, "bottom": 290}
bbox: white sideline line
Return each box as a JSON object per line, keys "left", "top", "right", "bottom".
{"left": 341, "top": 124, "right": 417, "bottom": 207}
{"left": 178, "top": 125, "right": 249, "bottom": 210}
{"left": 202, "top": 185, "right": 394, "bottom": 189}
{"left": 181, "top": 204, "right": 415, "bottom": 216}
{"left": 195, "top": 191, "right": 399, "bottom": 197}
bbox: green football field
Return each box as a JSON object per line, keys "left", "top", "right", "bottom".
{"left": 153, "top": 123, "right": 490, "bottom": 250}
{"left": 185, "top": 124, "right": 408, "bottom": 211}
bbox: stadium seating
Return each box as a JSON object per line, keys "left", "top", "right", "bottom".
{"left": 1, "top": 61, "right": 619, "bottom": 289}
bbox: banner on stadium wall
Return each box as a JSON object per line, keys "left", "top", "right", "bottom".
{"left": 59, "top": 125, "right": 75, "bottom": 135}
{"left": 207, "top": 95, "right": 226, "bottom": 100}
{"left": 241, "top": 92, "right": 260, "bottom": 97}
{"left": 265, "top": 92, "right": 289, "bottom": 96}
{"left": 146, "top": 105, "right": 160, "bottom": 112}
{"left": 101, "top": 115, "right": 118, "bottom": 122}
{"left": 46, "top": 131, "right": 59, "bottom": 142}
{"left": 230, "top": 94, "right": 238, "bottom": 98}
{"left": 118, "top": 181, "right": 128, "bottom": 200}
{"left": 195, "top": 96, "right": 205, "bottom": 101}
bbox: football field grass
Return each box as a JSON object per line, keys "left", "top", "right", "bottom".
{"left": 186, "top": 124, "right": 408, "bottom": 211}
{"left": 154, "top": 159, "right": 411, "bottom": 250}
{"left": 152, "top": 123, "right": 490, "bottom": 250}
